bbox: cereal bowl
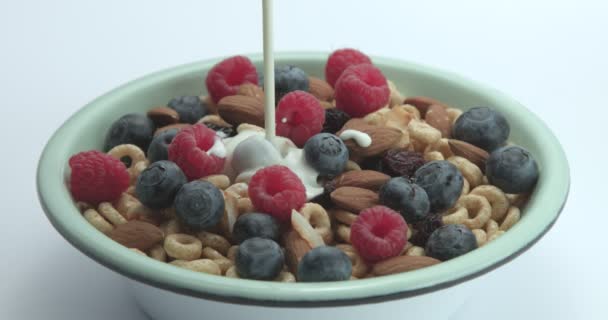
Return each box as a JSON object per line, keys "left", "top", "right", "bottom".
{"left": 37, "top": 53, "right": 569, "bottom": 320}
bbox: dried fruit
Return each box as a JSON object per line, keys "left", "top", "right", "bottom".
{"left": 382, "top": 149, "right": 426, "bottom": 178}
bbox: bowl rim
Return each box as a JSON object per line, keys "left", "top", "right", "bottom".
{"left": 37, "top": 52, "right": 570, "bottom": 307}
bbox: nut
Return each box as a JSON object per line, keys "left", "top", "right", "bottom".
{"left": 147, "top": 106, "right": 179, "bottom": 127}
{"left": 337, "top": 119, "right": 402, "bottom": 157}
{"left": 329, "top": 170, "right": 390, "bottom": 191}
{"left": 403, "top": 96, "right": 449, "bottom": 117}
{"left": 308, "top": 76, "right": 334, "bottom": 101}
{"left": 291, "top": 209, "right": 325, "bottom": 248}
{"left": 237, "top": 83, "right": 265, "bottom": 100}
{"left": 330, "top": 186, "right": 379, "bottom": 213}
{"left": 217, "top": 95, "right": 264, "bottom": 127}
{"left": 371, "top": 255, "right": 441, "bottom": 276}
{"left": 424, "top": 104, "right": 451, "bottom": 138}
{"left": 108, "top": 221, "right": 164, "bottom": 250}
{"left": 283, "top": 229, "right": 312, "bottom": 273}
{"left": 448, "top": 139, "right": 490, "bottom": 171}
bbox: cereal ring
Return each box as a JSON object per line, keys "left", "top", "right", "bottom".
{"left": 405, "top": 246, "right": 425, "bottom": 256}
{"left": 130, "top": 248, "right": 147, "bottom": 256}
{"left": 225, "top": 265, "right": 239, "bottom": 278}
{"left": 75, "top": 201, "right": 92, "bottom": 213}
{"left": 331, "top": 209, "right": 358, "bottom": 226}
{"left": 237, "top": 198, "right": 255, "bottom": 215}
{"left": 98, "top": 202, "right": 127, "bottom": 226}
{"left": 275, "top": 271, "right": 296, "bottom": 282}
{"left": 408, "top": 120, "right": 441, "bottom": 151}
{"left": 83, "top": 209, "right": 114, "bottom": 234}
{"left": 113, "top": 193, "right": 140, "bottom": 216}
{"left": 164, "top": 234, "right": 203, "bottom": 261}
{"left": 160, "top": 219, "right": 181, "bottom": 236}
{"left": 470, "top": 185, "right": 509, "bottom": 221}
{"left": 446, "top": 107, "right": 462, "bottom": 124}
{"left": 460, "top": 178, "right": 470, "bottom": 198}
{"left": 485, "top": 219, "right": 500, "bottom": 238}
{"left": 125, "top": 203, "right": 159, "bottom": 224}
{"left": 128, "top": 161, "right": 148, "bottom": 185}
{"left": 442, "top": 207, "right": 468, "bottom": 225}
{"left": 506, "top": 193, "right": 530, "bottom": 208}
{"left": 170, "top": 259, "right": 221, "bottom": 275}
{"left": 227, "top": 245, "right": 239, "bottom": 261}
{"left": 500, "top": 206, "right": 520, "bottom": 231}
{"left": 345, "top": 160, "right": 362, "bottom": 171}
{"left": 425, "top": 138, "right": 453, "bottom": 159}
{"left": 213, "top": 258, "right": 234, "bottom": 274}
{"left": 201, "top": 247, "right": 226, "bottom": 260}
{"left": 447, "top": 156, "right": 483, "bottom": 188}
{"left": 107, "top": 144, "right": 146, "bottom": 170}
{"left": 472, "top": 229, "right": 487, "bottom": 247}
{"left": 336, "top": 244, "right": 368, "bottom": 278}
{"left": 487, "top": 230, "right": 505, "bottom": 243}
{"left": 424, "top": 151, "right": 444, "bottom": 161}
{"left": 148, "top": 244, "right": 167, "bottom": 262}
{"left": 126, "top": 185, "right": 136, "bottom": 196}
{"left": 225, "top": 182, "right": 249, "bottom": 198}
{"left": 336, "top": 224, "right": 351, "bottom": 244}
{"left": 401, "top": 104, "right": 421, "bottom": 120}
{"left": 197, "top": 231, "right": 231, "bottom": 256}
{"left": 300, "top": 203, "right": 333, "bottom": 244}
{"left": 201, "top": 174, "right": 231, "bottom": 190}
{"left": 443, "top": 194, "right": 492, "bottom": 229}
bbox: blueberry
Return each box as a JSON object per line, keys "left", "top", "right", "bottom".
{"left": 168, "top": 96, "right": 207, "bottom": 124}
{"left": 414, "top": 160, "right": 463, "bottom": 212}
{"left": 135, "top": 161, "right": 186, "bottom": 209}
{"left": 486, "top": 146, "right": 539, "bottom": 193}
{"left": 232, "top": 213, "right": 280, "bottom": 244}
{"left": 275, "top": 65, "right": 309, "bottom": 102}
{"left": 174, "top": 180, "right": 225, "bottom": 231}
{"left": 322, "top": 108, "right": 351, "bottom": 134}
{"left": 426, "top": 224, "right": 477, "bottom": 261}
{"left": 235, "top": 237, "right": 284, "bottom": 280}
{"left": 379, "top": 177, "right": 430, "bottom": 223}
{"left": 297, "top": 246, "right": 352, "bottom": 282}
{"left": 452, "top": 107, "right": 510, "bottom": 151}
{"left": 203, "top": 122, "right": 236, "bottom": 138}
{"left": 104, "top": 113, "right": 156, "bottom": 152}
{"left": 147, "top": 129, "right": 178, "bottom": 163}
{"left": 304, "top": 133, "right": 349, "bottom": 177}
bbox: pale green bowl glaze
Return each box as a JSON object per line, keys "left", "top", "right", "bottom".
{"left": 37, "top": 53, "right": 569, "bottom": 306}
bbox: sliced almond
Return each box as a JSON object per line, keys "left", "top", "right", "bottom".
{"left": 109, "top": 221, "right": 163, "bottom": 250}
{"left": 403, "top": 96, "right": 449, "bottom": 117}
{"left": 331, "top": 170, "right": 390, "bottom": 191}
{"left": 371, "top": 255, "right": 441, "bottom": 276}
{"left": 283, "top": 229, "right": 312, "bottom": 273}
{"left": 147, "top": 106, "right": 179, "bottom": 127}
{"left": 448, "top": 139, "right": 490, "bottom": 171}
{"left": 308, "top": 76, "right": 334, "bottom": 101}
{"left": 291, "top": 209, "right": 325, "bottom": 248}
{"left": 330, "top": 186, "right": 379, "bottom": 213}
{"left": 337, "top": 119, "right": 402, "bottom": 157}
{"left": 217, "top": 95, "right": 264, "bottom": 127}
{"left": 425, "top": 104, "right": 452, "bottom": 138}
{"left": 218, "top": 191, "right": 239, "bottom": 240}
{"left": 237, "top": 83, "right": 265, "bottom": 100}
{"left": 154, "top": 123, "right": 191, "bottom": 136}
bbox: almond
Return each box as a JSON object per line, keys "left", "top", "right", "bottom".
{"left": 371, "top": 255, "right": 441, "bottom": 276}
{"left": 217, "top": 95, "right": 264, "bottom": 127}
{"left": 308, "top": 76, "right": 334, "bottom": 101}
{"left": 330, "top": 186, "right": 379, "bottom": 213}
{"left": 154, "top": 123, "right": 191, "bottom": 136}
{"left": 448, "top": 139, "right": 490, "bottom": 171}
{"left": 147, "top": 106, "right": 179, "bottom": 127}
{"left": 403, "top": 96, "right": 449, "bottom": 117}
{"left": 425, "top": 104, "right": 452, "bottom": 138}
{"left": 237, "top": 83, "right": 265, "bottom": 101}
{"left": 218, "top": 191, "right": 239, "bottom": 239}
{"left": 331, "top": 170, "right": 390, "bottom": 191}
{"left": 109, "top": 220, "right": 163, "bottom": 250}
{"left": 283, "top": 229, "right": 312, "bottom": 273}
{"left": 337, "top": 119, "right": 402, "bottom": 157}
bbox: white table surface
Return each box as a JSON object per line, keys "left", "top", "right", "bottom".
{"left": 1, "top": 0, "right": 605, "bottom": 319}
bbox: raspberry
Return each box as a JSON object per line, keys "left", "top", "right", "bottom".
{"left": 334, "top": 64, "right": 390, "bottom": 118}
{"left": 322, "top": 108, "right": 351, "bottom": 134}
{"left": 351, "top": 206, "right": 408, "bottom": 262}
{"left": 168, "top": 124, "right": 225, "bottom": 180}
{"left": 205, "top": 55, "right": 258, "bottom": 104}
{"left": 248, "top": 165, "right": 306, "bottom": 222}
{"left": 276, "top": 91, "right": 325, "bottom": 147}
{"left": 68, "top": 150, "right": 130, "bottom": 203}
{"left": 382, "top": 149, "right": 426, "bottom": 178}
{"left": 325, "top": 48, "right": 372, "bottom": 87}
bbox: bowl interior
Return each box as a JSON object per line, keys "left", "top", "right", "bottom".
{"left": 37, "top": 52, "right": 569, "bottom": 306}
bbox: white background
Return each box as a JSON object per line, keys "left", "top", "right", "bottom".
{"left": 1, "top": 0, "right": 606, "bottom": 319}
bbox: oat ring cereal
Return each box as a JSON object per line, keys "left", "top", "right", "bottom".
{"left": 107, "top": 143, "right": 146, "bottom": 169}
{"left": 148, "top": 244, "right": 167, "bottom": 262}
{"left": 405, "top": 246, "right": 426, "bottom": 257}
{"left": 300, "top": 203, "right": 333, "bottom": 244}
{"left": 499, "top": 206, "right": 521, "bottom": 231}
{"left": 408, "top": 120, "right": 442, "bottom": 152}
{"left": 197, "top": 231, "right": 231, "bottom": 256}
{"left": 83, "top": 208, "right": 114, "bottom": 234}
{"left": 336, "top": 244, "right": 368, "bottom": 278}
{"left": 170, "top": 259, "right": 221, "bottom": 275}
{"left": 471, "top": 229, "right": 488, "bottom": 246}
{"left": 164, "top": 233, "right": 203, "bottom": 261}
{"left": 447, "top": 156, "right": 484, "bottom": 188}
{"left": 336, "top": 224, "right": 351, "bottom": 244}
{"left": 97, "top": 202, "right": 127, "bottom": 226}
{"left": 443, "top": 194, "right": 492, "bottom": 229}
{"left": 470, "top": 185, "right": 510, "bottom": 221}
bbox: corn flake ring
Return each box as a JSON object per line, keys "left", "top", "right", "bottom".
{"left": 201, "top": 174, "right": 231, "bottom": 190}
{"left": 442, "top": 194, "right": 491, "bottom": 229}
{"left": 424, "top": 151, "right": 444, "bottom": 161}
{"left": 170, "top": 259, "right": 221, "bottom": 275}
{"left": 83, "top": 208, "right": 113, "bottom": 234}
{"left": 408, "top": 120, "right": 442, "bottom": 152}
{"left": 487, "top": 230, "right": 505, "bottom": 242}
{"left": 164, "top": 233, "right": 202, "bottom": 261}
{"left": 97, "top": 202, "right": 127, "bottom": 226}
{"left": 148, "top": 244, "right": 167, "bottom": 262}
{"left": 336, "top": 244, "right": 368, "bottom": 278}
{"left": 113, "top": 193, "right": 140, "bottom": 216}
{"left": 213, "top": 258, "right": 234, "bottom": 275}
{"left": 471, "top": 229, "right": 487, "bottom": 247}
{"left": 405, "top": 246, "right": 425, "bottom": 256}
{"left": 225, "top": 265, "right": 240, "bottom": 278}
{"left": 107, "top": 144, "right": 146, "bottom": 173}
{"left": 300, "top": 203, "right": 333, "bottom": 244}
{"left": 460, "top": 178, "right": 470, "bottom": 198}
{"left": 470, "top": 185, "right": 509, "bottom": 221}
{"left": 500, "top": 206, "right": 520, "bottom": 231}
{"left": 201, "top": 247, "right": 226, "bottom": 260}
{"left": 129, "top": 161, "right": 148, "bottom": 185}
{"left": 447, "top": 156, "right": 483, "bottom": 188}
{"left": 336, "top": 224, "right": 351, "bottom": 244}
{"left": 197, "top": 231, "right": 231, "bottom": 256}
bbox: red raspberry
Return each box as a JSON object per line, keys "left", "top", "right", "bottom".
{"left": 205, "top": 55, "right": 258, "bottom": 104}
{"left": 248, "top": 165, "right": 307, "bottom": 222}
{"left": 168, "top": 124, "right": 225, "bottom": 180}
{"left": 276, "top": 91, "right": 325, "bottom": 147}
{"left": 68, "top": 150, "right": 130, "bottom": 204}
{"left": 334, "top": 64, "right": 390, "bottom": 118}
{"left": 325, "top": 48, "right": 372, "bottom": 87}
{"left": 351, "top": 206, "right": 408, "bottom": 262}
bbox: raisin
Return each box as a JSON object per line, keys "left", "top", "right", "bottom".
{"left": 382, "top": 149, "right": 426, "bottom": 177}
{"left": 410, "top": 214, "right": 443, "bottom": 247}
{"left": 322, "top": 108, "right": 351, "bottom": 134}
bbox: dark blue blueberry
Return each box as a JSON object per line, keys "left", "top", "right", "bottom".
{"left": 486, "top": 146, "right": 539, "bottom": 193}
{"left": 236, "top": 237, "right": 284, "bottom": 280}
{"left": 297, "top": 246, "right": 352, "bottom": 282}
{"left": 425, "top": 224, "right": 477, "bottom": 261}
{"left": 322, "top": 108, "right": 351, "bottom": 134}
{"left": 147, "top": 129, "right": 178, "bottom": 163}
{"left": 174, "top": 180, "right": 225, "bottom": 231}
{"left": 168, "top": 96, "right": 207, "bottom": 124}
{"left": 379, "top": 177, "right": 430, "bottom": 223}
{"left": 452, "top": 107, "right": 510, "bottom": 151}
{"left": 275, "top": 65, "right": 309, "bottom": 102}
{"left": 414, "top": 160, "right": 463, "bottom": 212}
{"left": 104, "top": 113, "right": 156, "bottom": 152}
{"left": 232, "top": 213, "right": 280, "bottom": 244}
{"left": 304, "top": 133, "right": 349, "bottom": 177}
{"left": 135, "top": 161, "right": 186, "bottom": 209}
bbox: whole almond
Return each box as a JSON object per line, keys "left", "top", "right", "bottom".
{"left": 425, "top": 104, "right": 452, "bottom": 138}
{"left": 154, "top": 123, "right": 191, "bottom": 136}
{"left": 371, "top": 255, "right": 441, "bottom": 276}
{"left": 337, "top": 119, "right": 402, "bottom": 157}
{"left": 147, "top": 106, "right": 179, "bottom": 127}
{"left": 330, "top": 186, "right": 379, "bottom": 213}
{"left": 109, "top": 220, "right": 164, "bottom": 251}
{"left": 217, "top": 95, "right": 264, "bottom": 127}
{"left": 283, "top": 229, "right": 312, "bottom": 273}
{"left": 237, "top": 83, "right": 265, "bottom": 101}
{"left": 403, "top": 96, "right": 449, "bottom": 117}
{"left": 331, "top": 170, "right": 390, "bottom": 191}
{"left": 448, "top": 139, "right": 490, "bottom": 171}
{"left": 308, "top": 76, "right": 334, "bottom": 101}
